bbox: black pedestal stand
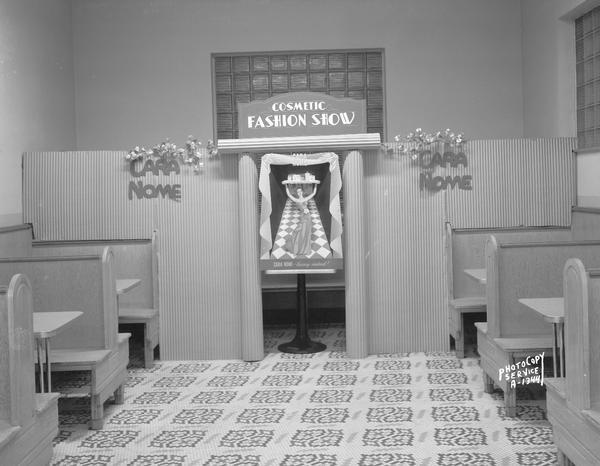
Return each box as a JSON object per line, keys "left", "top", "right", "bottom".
{"left": 278, "top": 273, "right": 327, "bottom": 354}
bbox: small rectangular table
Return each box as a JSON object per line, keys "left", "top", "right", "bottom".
{"left": 116, "top": 278, "right": 141, "bottom": 295}
{"left": 518, "top": 297, "right": 565, "bottom": 377}
{"left": 33, "top": 311, "right": 83, "bottom": 392}
{"left": 116, "top": 278, "right": 142, "bottom": 315}
{"left": 464, "top": 268, "right": 487, "bottom": 285}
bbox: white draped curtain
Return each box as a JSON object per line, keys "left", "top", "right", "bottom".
{"left": 258, "top": 152, "right": 343, "bottom": 260}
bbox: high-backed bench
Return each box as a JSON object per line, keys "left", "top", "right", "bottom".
{"left": 475, "top": 236, "right": 600, "bottom": 417}
{"left": 445, "top": 223, "right": 570, "bottom": 357}
{"left": 570, "top": 205, "right": 600, "bottom": 240}
{"left": 0, "top": 274, "right": 58, "bottom": 465}
{"left": 0, "top": 224, "right": 33, "bottom": 257}
{"left": 33, "top": 231, "right": 159, "bottom": 368}
{"left": 545, "top": 258, "right": 600, "bottom": 466}
{"left": 0, "top": 247, "right": 130, "bottom": 429}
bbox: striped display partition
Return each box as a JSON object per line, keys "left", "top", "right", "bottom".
{"left": 151, "top": 156, "right": 242, "bottom": 360}
{"left": 23, "top": 150, "right": 242, "bottom": 360}
{"left": 363, "top": 150, "right": 448, "bottom": 353}
{"left": 21, "top": 138, "right": 576, "bottom": 359}
{"left": 444, "top": 138, "right": 576, "bottom": 228}
{"left": 23, "top": 151, "right": 153, "bottom": 240}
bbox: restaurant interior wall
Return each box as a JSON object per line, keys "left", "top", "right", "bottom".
{"left": 71, "top": 0, "right": 526, "bottom": 150}
{"left": 23, "top": 138, "right": 575, "bottom": 359}
{"left": 560, "top": 0, "right": 600, "bottom": 209}
{"left": 521, "top": 0, "right": 577, "bottom": 139}
{"left": 2, "top": 0, "right": 595, "bottom": 237}
{"left": 0, "top": 0, "right": 76, "bottom": 227}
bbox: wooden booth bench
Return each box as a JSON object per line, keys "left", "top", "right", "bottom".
{"left": 32, "top": 231, "right": 159, "bottom": 368}
{"left": 545, "top": 258, "right": 600, "bottom": 466}
{"left": 476, "top": 237, "right": 600, "bottom": 417}
{"left": 570, "top": 205, "right": 600, "bottom": 241}
{"left": 0, "top": 248, "right": 130, "bottom": 429}
{"left": 0, "top": 224, "right": 33, "bottom": 258}
{"left": 445, "top": 223, "right": 570, "bottom": 358}
{"left": 0, "top": 274, "right": 58, "bottom": 466}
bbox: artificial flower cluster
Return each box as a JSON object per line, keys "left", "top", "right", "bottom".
{"left": 126, "top": 136, "right": 218, "bottom": 174}
{"left": 393, "top": 128, "right": 467, "bottom": 160}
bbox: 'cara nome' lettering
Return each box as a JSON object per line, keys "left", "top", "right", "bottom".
{"left": 129, "top": 158, "right": 180, "bottom": 177}
{"left": 128, "top": 181, "right": 181, "bottom": 201}
{"left": 419, "top": 151, "right": 468, "bottom": 169}
{"left": 420, "top": 173, "right": 472, "bottom": 192}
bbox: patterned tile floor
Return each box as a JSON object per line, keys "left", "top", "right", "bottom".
{"left": 50, "top": 325, "right": 558, "bottom": 466}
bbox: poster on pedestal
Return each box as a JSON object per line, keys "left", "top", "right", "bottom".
{"left": 259, "top": 152, "right": 343, "bottom": 273}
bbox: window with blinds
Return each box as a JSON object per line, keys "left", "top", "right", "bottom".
{"left": 212, "top": 49, "right": 385, "bottom": 141}
{"left": 576, "top": 7, "right": 600, "bottom": 149}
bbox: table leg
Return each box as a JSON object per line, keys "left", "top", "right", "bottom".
{"left": 552, "top": 323, "right": 558, "bottom": 378}
{"left": 36, "top": 338, "right": 45, "bottom": 392}
{"left": 45, "top": 339, "right": 52, "bottom": 392}
{"left": 558, "top": 323, "right": 565, "bottom": 377}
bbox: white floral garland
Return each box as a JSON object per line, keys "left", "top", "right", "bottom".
{"left": 126, "top": 136, "right": 218, "bottom": 174}
{"left": 393, "top": 128, "right": 467, "bottom": 160}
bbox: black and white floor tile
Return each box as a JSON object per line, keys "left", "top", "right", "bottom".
{"left": 50, "top": 325, "right": 557, "bottom": 466}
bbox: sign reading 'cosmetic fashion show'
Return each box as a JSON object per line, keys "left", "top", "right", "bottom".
{"left": 238, "top": 92, "right": 366, "bottom": 138}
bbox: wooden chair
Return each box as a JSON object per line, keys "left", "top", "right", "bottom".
{"left": 545, "top": 258, "right": 600, "bottom": 465}
{"left": 0, "top": 274, "right": 59, "bottom": 466}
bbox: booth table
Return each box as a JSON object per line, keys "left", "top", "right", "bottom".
{"left": 116, "top": 278, "right": 142, "bottom": 310}
{"left": 518, "top": 297, "right": 565, "bottom": 377}
{"left": 464, "top": 268, "right": 487, "bottom": 285}
{"left": 116, "top": 279, "right": 141, "bottom": 295}
{"left": 33, "top": 311, "right": 83, "bottom": 392}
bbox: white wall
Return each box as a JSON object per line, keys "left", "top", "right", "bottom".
{"left": 3, "top": 0, "right": 597, "bottom": 216}
{"left": 0, "top": 0, "right": 77, "bottom": 226}
{"left": 551, "top": 0, "right": 600, "bottom": 207}
{"left": 521, "top": 0, "right": 576, "bottom": 137}
{"left": 71, "top": 0, "right": 525, "bottom": 149}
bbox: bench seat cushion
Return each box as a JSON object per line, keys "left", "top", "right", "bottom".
{"left": 450, "top": 296, "right": 486, "bottom": 310}
{"left": 119, "top": 307, "right": 157, "bottom": 323}
{"left": 494, "top": 336, "right": 553, "bottom": 352}
{"left": 50, "top": 349, "right": 111, "bottom": 367}
{"left": 474, "top": 322, "right": 488, "bottom": 333}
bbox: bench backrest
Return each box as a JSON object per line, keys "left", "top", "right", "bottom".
{"left": 563, "top": 258, "right": 600, "bottom": 411}
{"left": 485, "top": 237, "right": 600, "bottom": 339}
{"left": 0, "top": 274, "right": 35, "bottom": 427}
{"left": 571, "top": 207, "right": 600, "bottom": 241}
{"left": 446, "top": 223, "right": 571, "bottom": 299}
{"left": 0, "top": 248, "right": 117, "bottom": 351}
{"left": 32, "top": 231, "right": 158, "bottom": 310}
{"left": 0, "top": 224, "right": 33, "bottom": 259}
